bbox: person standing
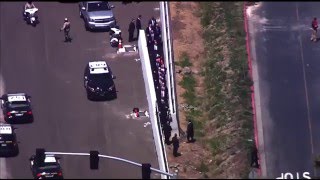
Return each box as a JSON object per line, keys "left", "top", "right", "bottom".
{"left": 163, "top": 122, "right": 172, "bottom": 145}
{"left": 128, "top": 19, "right": 135, "bottom": 42}
{"left": 149, "top": 16, "right": 156, "bottom": 27}
{"left": 172, "top": 133, "right": 180, "bottom": 157}
{"left": 60, "top": 18, "right": 71, "bottom": 42}
{"left": 311, "top": 17, "right": 318, "bottom": 42}
{"left": 136, "top": 15, "right": 142, "bottom": 39}
{"left": 250, "top": 146, "right": 259, "bottom": 168}
{"left": 146, "top": 23, "right": 153, "bottom": 35}
{"left": 186, "top": 120, "right": 195, "bottom": 142}
{"left": 155, "top": 23, "right": 162, "bottom": 40}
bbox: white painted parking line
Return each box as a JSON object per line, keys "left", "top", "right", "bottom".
{"left": 0, "top": 159, "right": 10, "bottom": 179}
{"left": 0, "top": 74, "right": 10, "bottom": 179}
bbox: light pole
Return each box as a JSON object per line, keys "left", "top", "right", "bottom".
{"left": 39, "top": 150, "right": 174, "bottom": 179}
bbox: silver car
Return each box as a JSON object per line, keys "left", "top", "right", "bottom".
{"left": 79, "top": 1, "right": 116, "bottom": 31}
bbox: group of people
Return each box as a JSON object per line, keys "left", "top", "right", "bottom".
{"left": 128, "top": 15, "right": 142, "bottom": 42}
{"left": 144, "top": 16, "right": 196, "bottom": 157}
{"left": 128, "top": 15, "right": 162, "bottom": 43}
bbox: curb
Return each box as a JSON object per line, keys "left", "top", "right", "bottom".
{"left": 243, "top": 2, "right": 262, "bottom": 177}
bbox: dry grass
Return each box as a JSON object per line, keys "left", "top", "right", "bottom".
{"left": 167, "top": 1, "right": 253, "bottom": 179}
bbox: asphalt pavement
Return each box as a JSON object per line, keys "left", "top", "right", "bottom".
{"left": 0, "top": 2, "right": 161, "bottom": 179}
{"left": 248, "top": 2, "right": 320, "bottom": 179}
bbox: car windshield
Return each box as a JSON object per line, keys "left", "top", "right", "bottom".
{"left": 87, "top": 2, "right": 110, "bottom": 12}
{"left": 39, "top": 163, "right": 59, "bottom": 170}
{"left": 90, "top": 73, "right": 112, "bottom": 81}
{"left": 7, "top": 101, "right": 29, "bottom": 108}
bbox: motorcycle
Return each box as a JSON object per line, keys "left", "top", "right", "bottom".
{"left": 24, "top": 8, "right": 39, "bottom": 26}
{"left": 109, "top": 26, "right": 122, "bottom": 48}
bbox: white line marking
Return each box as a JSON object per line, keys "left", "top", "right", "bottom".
{"left": 143, "top": 122, "right": 151, "bottom": 128}
{"left": 0, "top": 75, "right": 10, "bottom": 179}
{"left": 296, "top": 4, "right": 316, "bottom": 176}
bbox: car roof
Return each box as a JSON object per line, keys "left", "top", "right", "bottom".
{"left": 89, "top": 61, "right": 109, "bottom": 74}
{"left": 6, "top": 93, "right": 27, "bottom": 102}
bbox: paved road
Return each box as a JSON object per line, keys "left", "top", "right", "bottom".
{"left": 0, "top": 2, "right": 160, "bottom": 179}
{"left": 248, "top": 2, "right": 320, "bottom": 179}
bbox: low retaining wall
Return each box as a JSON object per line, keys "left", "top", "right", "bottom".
{"left": 138, "top": 30, "right": 170, "bottom": 179}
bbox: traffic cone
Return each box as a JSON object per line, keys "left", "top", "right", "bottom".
{"left": 118, "top": 39, "right": 123, "bottom": 49}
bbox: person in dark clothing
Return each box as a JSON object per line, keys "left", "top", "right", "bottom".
{"left": 155, "top": 23, "right": 162, "bottom": 40}
{"left": 172, "top": 133, "right": 180, "bottom": 157}
{"left": 250, "top": 146, "right": 259, "bottom": 168}
{"left": 136, "top": 15, "right": 142, "bottom": 39}
{"left": 149, "top": 16, "right": 156, "bottom": 27}
{"left": 159, "top": 110, "right": 167, "bottom": 125}
{"left": 186, "top": 120, "right": 195, "bottom": 142}
{"left": 146, "top": 23, "right": 153, "bottom": 35}
{"left": 163, "top": 122, "right": 172, "bottom": 145}
{"left": 128, "top": 19, "right": 135, "bottom": 42}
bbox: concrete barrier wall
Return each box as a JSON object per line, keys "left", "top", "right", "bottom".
{"left": 159, "top": 1, "right": 180, "bottom": 137}
{"left": 138, "top": 30, "right": 170, "bottom": 179}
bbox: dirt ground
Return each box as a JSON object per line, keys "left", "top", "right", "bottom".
{"left": 166, "top": 2, "right": 249, "bottom": 179}
{"left": 166, "top": 2, "right": 212, "bottom": 179}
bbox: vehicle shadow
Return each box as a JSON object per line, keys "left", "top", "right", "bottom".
{"left": 0, "top": 149, "right": 19, "bottom": 158}
{"left": 8, "top": 119, "right": 34, "bottom": 125}
{"left": 88, "top": 28, "right": 111, "bottom": 33}
{"left": 87, "top": 94, "right": 117, "bottom": 102}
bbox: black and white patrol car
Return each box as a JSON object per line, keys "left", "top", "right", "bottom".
{"left": 84, "top": 61, "right": 117, "bottom": 100}
{"left": 30, "top": 155, "right": 64, "bottom": 179}
{"left": 0, "top": 93, "right": 33, "bottom": 124}
{"left": 0, "top": 123, "right": 19, "bottom": 157}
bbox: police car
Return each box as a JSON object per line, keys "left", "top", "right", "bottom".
{"left": 30, "top": 154, "right": 64, "bottom": 179}
{"left": 84, "top": 61, "right": 117, "bottom": 100}
{"left": 0, "top": 123, "right": 19, "bottom": 157}
{"left": 0, "top": 93, "right": 33, "bottom": 123}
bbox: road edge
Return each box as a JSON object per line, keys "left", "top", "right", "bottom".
{"left": 243, "top": 2, "right": 267, "bottom": 178}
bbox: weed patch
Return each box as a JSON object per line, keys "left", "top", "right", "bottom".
{"left": 176, "top": 52, "right": 193, "bottom": 67}
{"left": 177, "top": 52, "right": 205, "bottom": 138}
{"left": 198, "top": 161, "right": 209, "bottom": 173}
{"left": 198, "top": 1, "right": 254, "bottom": 178}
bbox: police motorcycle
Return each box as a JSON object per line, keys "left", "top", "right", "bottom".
{"left": 109, "top": 26, "right": 122, "bottom": 48}
{"left": 23, "top": 7, "right": 39, "bottom": 26}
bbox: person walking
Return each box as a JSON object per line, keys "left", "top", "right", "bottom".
{"left": 60, "top": 18, "right": 71, "bottom": 42}
{"left": 171, "top": 133, "right": 180, "bottom": 157}
{"left": 311, "top": 17, "right": 318, "bottom": 42}
{"left": 163, "top": 122, "right": 172, "bottom": 145}
{"left": 128, "top": 19, "right": 135, "bottom": 42}
{"left": 186, "top": 120, "right": 195, "bottom": 142}
{"left": 136, "top": 15, "right": 142, "bottom": 39}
